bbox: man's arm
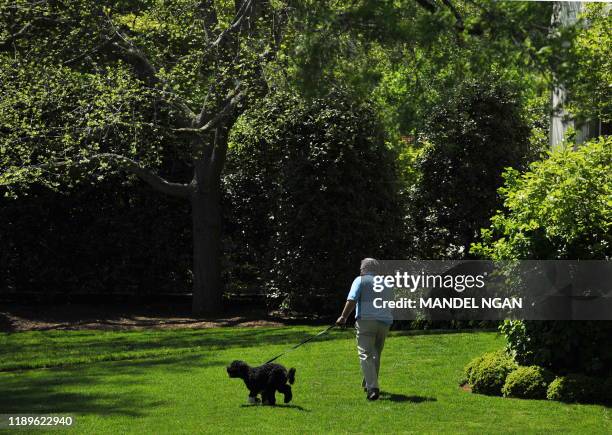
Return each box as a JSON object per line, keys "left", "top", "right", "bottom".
{"left": 336, "top": 300, "right": 357, "bottom": 326}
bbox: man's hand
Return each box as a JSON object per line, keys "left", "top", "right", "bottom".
{"left": 337, "top": 300, "right": 356, "bottom": 326}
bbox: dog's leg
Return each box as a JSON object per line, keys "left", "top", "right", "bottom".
{"left": 248, "top": 391, "right": 260, "bottom": 405}
{"left": 262, "top": 388, "right": 276, "bottom": 406}
{"left": 278, "top": 384, "right": 292, "bottom": 404}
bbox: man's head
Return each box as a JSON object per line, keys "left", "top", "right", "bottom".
{"left": 360, "top": 258, "right": 380, "bottom": 276}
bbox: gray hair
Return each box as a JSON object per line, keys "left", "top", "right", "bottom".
{"left": 360, "top": 258, "right": 380, "bottom": 275}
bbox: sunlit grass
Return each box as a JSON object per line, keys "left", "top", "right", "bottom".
{"left": 0, "top": 327, "right": 610, "bottom": 434}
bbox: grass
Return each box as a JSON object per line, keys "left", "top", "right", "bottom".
{"left": 0, "top": 327, "right": 610, "bottom": 434}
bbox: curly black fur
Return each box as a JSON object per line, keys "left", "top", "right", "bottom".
{"left": 226, "top": 360, "right": 296, "bottom": 405}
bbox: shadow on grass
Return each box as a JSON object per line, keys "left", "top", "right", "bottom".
{"left": 379, "top": 391, "right": 437, "bottom": 403}
{"left": 0, "top": 374, "right": 159, "bottom": 416}
{"left": 1, "top": 326, "right": 497, "bottom": 373}
{"left": 0, "top": 327, "right": 354, "bottom": 372}
{"left": 391, "top": 328, "right": 497, "bottom": 337}
{"left": 5, "top": 327, "right": 351, "bottom": 354}
{"left": 0, "top": 354, "right": 225, "bottom": 416}
{"left": 239, "top": 404, "right": 310, "bottom": 412}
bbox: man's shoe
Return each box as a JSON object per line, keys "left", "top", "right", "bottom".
{"left": 367, "top": 388, "right": 380, "bottom": 401}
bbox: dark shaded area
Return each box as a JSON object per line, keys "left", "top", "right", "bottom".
{"left": 0, "top": 326, "right": 354, "bottom": 372}
{"left": 0, "top": 311, "right": 13, "bottom": 332}
{"left": 0, "top": 302, "right": 499, "bottom": 336}
{"left": 0, "top": 173, "right": 192, "bottom": 300}
{"left": 379, "top": 392, "right": 437, "bottom": 403}
{"left": 240, "top": 404, "right": 310, "bottom": 412}
{"left": 0, "top": 302, "right": 338, "bottom": 333}
{"left": 505, "top": 321, "right": 612, "bottom": 376}
{"left": 0, "top": 302, "right": 244, "bottom": 331}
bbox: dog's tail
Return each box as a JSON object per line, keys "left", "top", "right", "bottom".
{"left": 287, "top": 368, "right": 296, "bottom": 384}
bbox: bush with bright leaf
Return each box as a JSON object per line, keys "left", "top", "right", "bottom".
{"left": 472, "top": 138, "right": 612, "bottom": 376}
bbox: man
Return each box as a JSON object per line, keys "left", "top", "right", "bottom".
{"left": 336, "top": 258, "right": 393, "bottom": 401}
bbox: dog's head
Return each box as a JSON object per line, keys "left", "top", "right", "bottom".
{"left": 226, "top": 360, "right": 249, "bottom": 378}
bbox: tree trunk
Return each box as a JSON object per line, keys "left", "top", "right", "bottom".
{"left": 191, "top": 182, "right": 223, "bottom": 316}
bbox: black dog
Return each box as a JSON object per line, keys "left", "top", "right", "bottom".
{"left": 226, "top": 360, "right": 296, "bottom": 405}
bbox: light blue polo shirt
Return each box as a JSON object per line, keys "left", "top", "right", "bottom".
{"left": 347, "top": 274, "right": 393, "bottom": 325}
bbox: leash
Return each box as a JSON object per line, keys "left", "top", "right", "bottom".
{"left": 263, "top": 324, "right": 336, "bottom": 364}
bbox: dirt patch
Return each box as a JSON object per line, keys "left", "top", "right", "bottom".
{"left": 460, "top": 383, "right": 472, "bottom": 393}
{"left": 0, "top": 303, "right": 300, "bottom": 332}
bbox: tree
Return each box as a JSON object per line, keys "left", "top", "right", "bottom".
{"left": 556, "top": 4, "right": 611, "bottom": 126}
{"left": 0, "top": 0, "right": 559, "bottom": 313}
{"left": 0, "top": 0, "right": 290, "bottom": 314}
{"left": 283, "top": 0, "right": 552, "bottom": 145}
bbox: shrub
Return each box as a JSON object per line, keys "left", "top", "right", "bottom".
{"left": 465, "top": 350, "right": 517, "bottom": 396}
{"left": 224, "top": 88, "right": 403, "bottom": 313}
{"left": 473, "top": 138, "right": 612, "bottom": 375}
{"left": 462, "top": 353, "right": 486, "bottom": 386}
{"left": 472, "top": 138, "right": 611, "bottom": 261}
{"left": 502, "top": 365, "right": 553, "bottom": 399}
{"left": 546, "top": 374, "right": 602, "bottom": 404}
{"left": 407, "top": 79, "right": 534, "bottom": 259}
{"left": 499, "top": 320, "right": 612, "bottom": 376}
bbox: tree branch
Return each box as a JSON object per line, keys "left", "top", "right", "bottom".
{"left": 198, "top": 0, "right": 219, "bottom": 44}
{"left": 177, "top": 90, "right": 245, "bottom": 134}
{"left": 29, "top": 153, "right": 192, "bottom": 199}
{"left": 196, "top": 81, "right": 241, "bottom": 126}
{"left": 111, "top": 39, "right": 196, "bottom": 123}
{"left": 97, "top": 153, "right": 192, "bottom": 198}
{"left": 210, "top": 0, "right": 256, "bottom": 50}
{"left": 441, "top": 0, "right": 465, "bottom": 32}
{"left": 107, "top": 17, "right": 196, "bottom": 125}
{"left": 209, "top": 127, "right": 229, "bottom": 184}
{"left": 414, "top": 0, "right": 464, "bottom": 32}
{"left": 415, "top": 0, "right": 437, "bottom": 14}
{"left": 63, "top": 36, "right": 114, "bottom": 65}
{"left": 0, "top": 22, "right": 32, "bottom": 50}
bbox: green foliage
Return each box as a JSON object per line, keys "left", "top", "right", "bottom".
{"left": 475, "top": 139, "right": 612, "bottom": 376}
{"left": 499, "top": 320, "right": 612, "bottom": 376}
{"left": 464, "top": 350, "right": 517, "bottom": 396}
{"left": 0, "top": 0, "right": 292, "bottom": 194}
{"left": 224, "top": 89, "right": 402, "bottom": 312}
{"left": 407, "top": 79, "right": 534, "bottom": 259}
{"left": 502, "top": 366, "right": 553, "bottom": 399}
{"left": 558, "top": 4, "right": 611, "bottom": 123}
{"left": 0, "top": 0, "right": 317, "bottom": 311}
{"left": 1, "top": 0, "right": 607, "bottom": 313}
{"left": 546, "top": 374, "right": 608, "bottom": 404}
{"left": 472, "top": 138, "right": 612, "bottom": 260}
{"left": 283, "top": 1, "right": 552, "bottom": 143}
{"left": 462, "top": 351, "right": 487, "bottom": 386}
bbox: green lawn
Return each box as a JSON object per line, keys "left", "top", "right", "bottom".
{"left": 0, "top": 327, "right": 610, "bottom": 434}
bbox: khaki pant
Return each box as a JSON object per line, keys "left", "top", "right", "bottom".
{"left": 355, "top": 320, "right": 390, "bottom": 390}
